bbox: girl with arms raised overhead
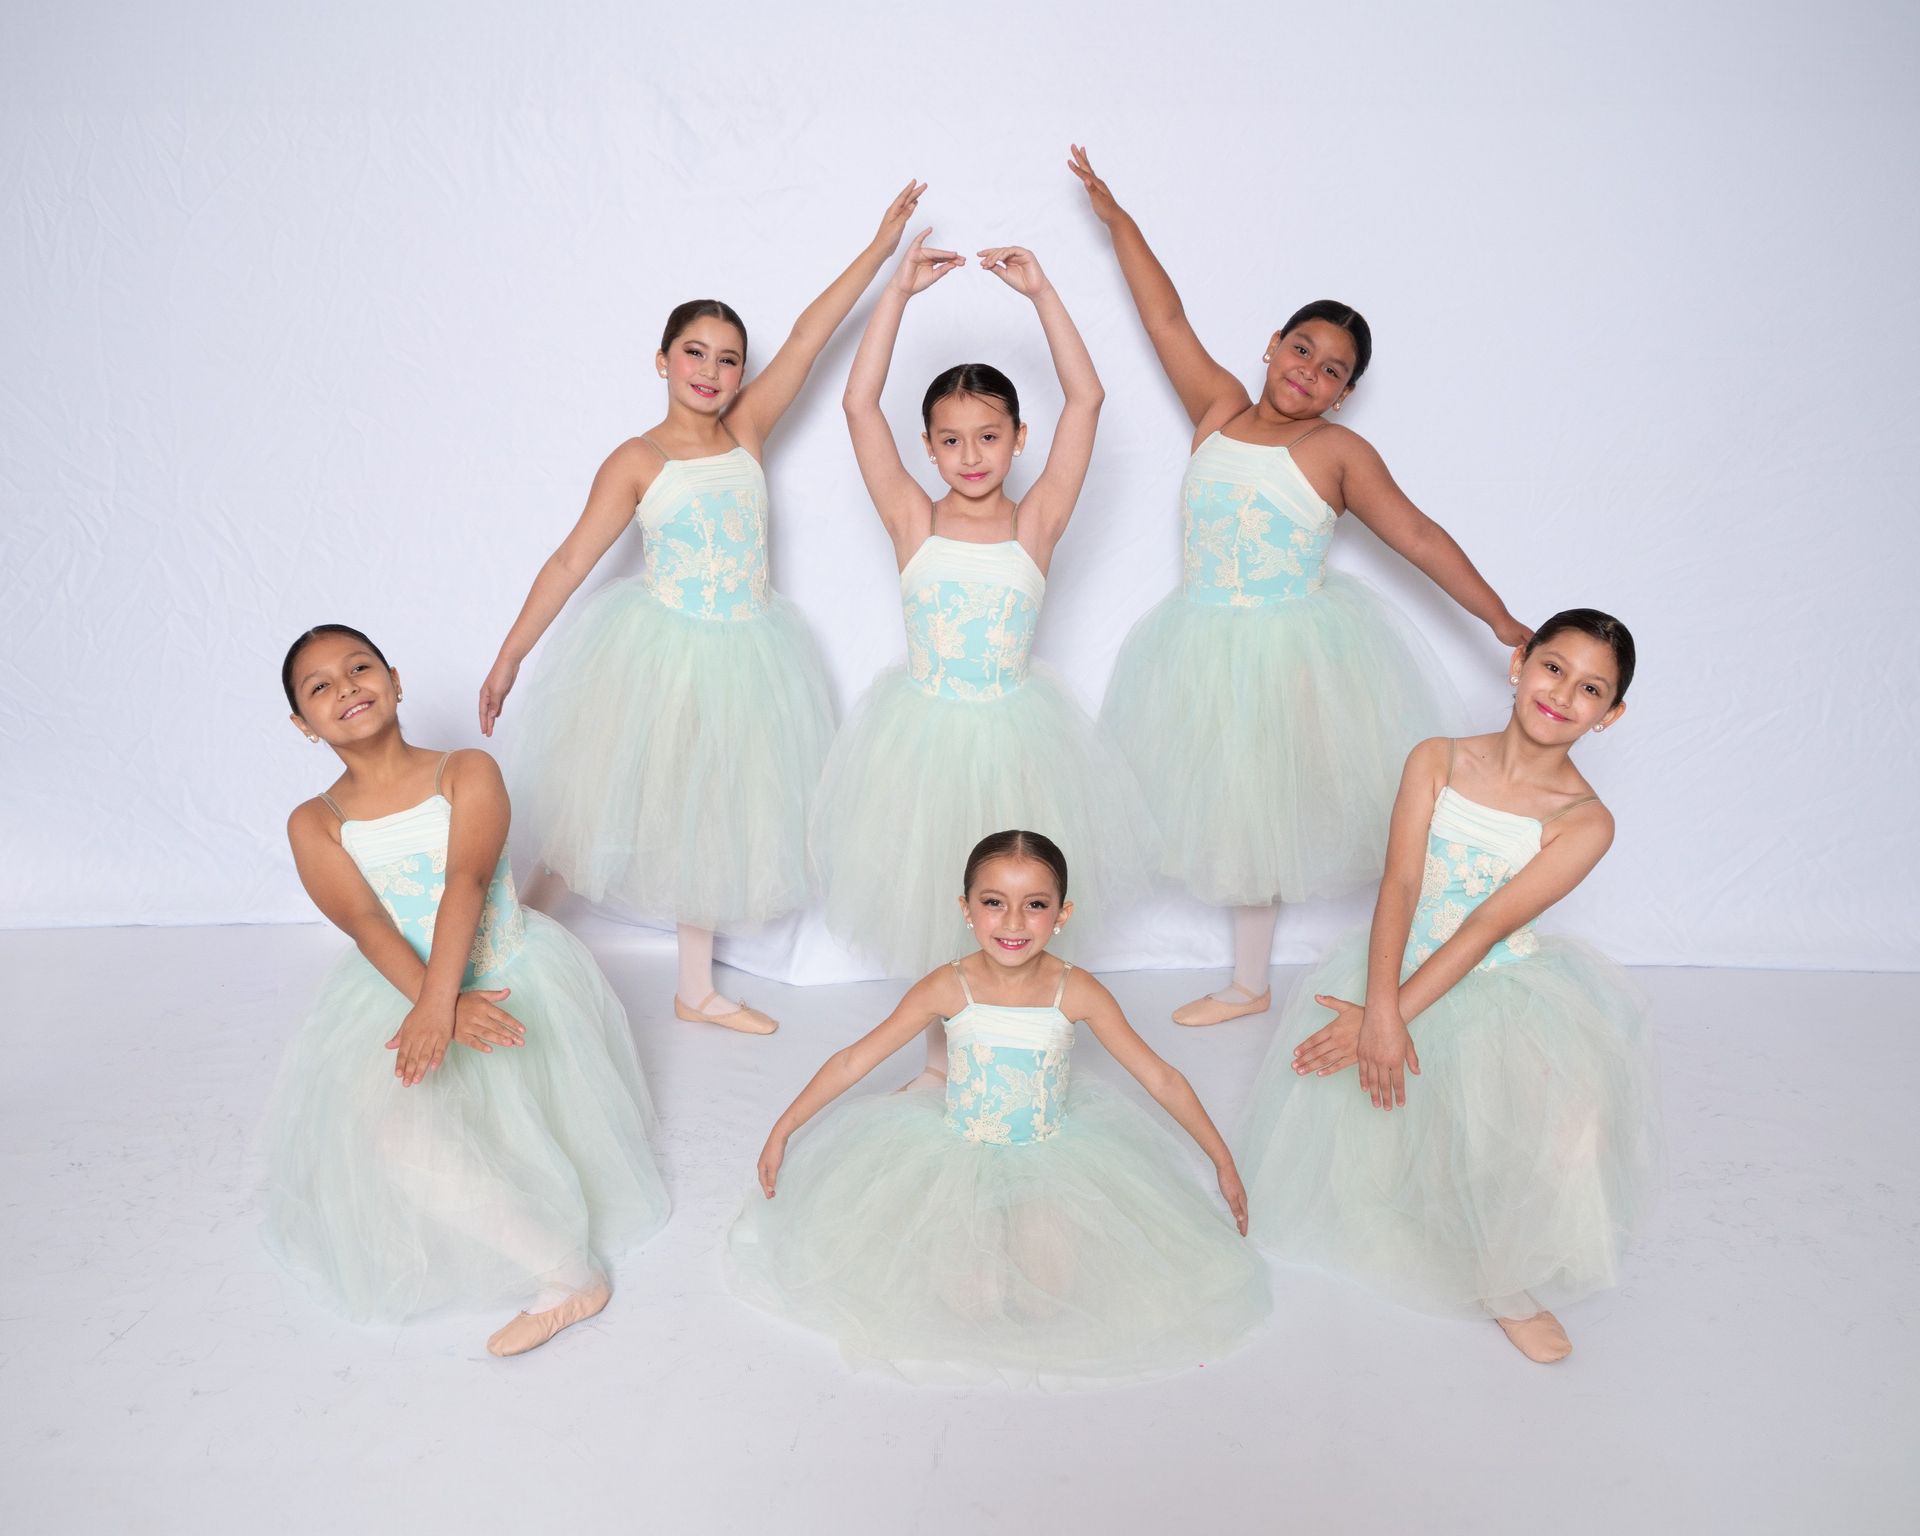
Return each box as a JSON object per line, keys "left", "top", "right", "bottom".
{"left": 812, "top": 229, "right": 1153, "bottom": 1044}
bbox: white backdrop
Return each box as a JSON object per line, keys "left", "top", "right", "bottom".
{"left": 5, "top": 0, "right": 1917, "bottom": 977}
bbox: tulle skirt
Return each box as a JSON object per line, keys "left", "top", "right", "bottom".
{"left": 260, "top": 911, "right": 670, "bottom": 1323}
{"left": 513, "top": 578, "right": 835, "bottom": 928}
{"left": 1101, "top": 574, "right": 1457, "bottom": 905}
{"left": 727, "top": 1078, "right": 1269, "bottom": 1386}
{"left": 1239, "top": 931, "right": 1661, "bottom": 1319}
{"left": 810, "top": 663, "right": 1157, "bottom": 977}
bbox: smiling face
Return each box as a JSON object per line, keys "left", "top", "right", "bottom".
{"left": 287, "top": 631, "right": 401, "bottom": 747}
{"left": 957, "top": 854, "right": 1072, "bottom": 970}
{"left": 1509, "top": 629, "right": 1627, "bottom": 743}
{"left": 656, "top": 317, "right": 746, "bottom": 416}
{"left": 923, "top": 392, "right": 1027, "bottom": 501}
{"left": 1261, "top": 319, "right": 1358, "bottom": 418}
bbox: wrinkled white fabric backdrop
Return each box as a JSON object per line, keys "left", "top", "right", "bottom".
{"left": 4, "top": 0, "right": 1915, "bottom": 979}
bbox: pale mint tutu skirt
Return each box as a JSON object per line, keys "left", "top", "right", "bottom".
{"left": 1101, "top": 573, "right": 1457, "bottom": 905}
{"left": 261, "top": 911, "right": 670, "bottom": 1322}
{"left": 1239, "top": 931, "right": 1661, "bottom": 1319}
{"left": 810, "top": 663, "right": 1156, "bottom": 977}
{"left": 727, "top": 1080, "right": 1269, "bottom": 1386}
{"left": 513, "top": 577, "right": 835, "bottom": 928}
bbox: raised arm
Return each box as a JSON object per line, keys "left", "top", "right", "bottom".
{"left": 977, "top": 247, "right": 1103, "bottom": 557}
{"left": 385, "top": 751, "right": 513, "bottom": 1086}
{"left": 478, "top": 439, "right": 654, "bottom": 734}
{"left": 841, "top": 229, "right": 961, "bottom": 554}
{"left": 754, "top": 969, "right": 955, "bottom": 1197}
{"left": 1339, "top": 437, "right": 1532, "bottom": 646}
{"left": 726, "top": 180, "right": 926, "bottom": 450}
{"left": 1072, "top": 971, "right": 1249, "bottom": 1233}
{"left": 1067, "top": 144, "right": 1248, "bottom": 433}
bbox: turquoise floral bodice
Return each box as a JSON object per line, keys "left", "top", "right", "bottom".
{"left": 635, "top": 447, "right": 772, "bottom": 621}
{"left": 1403, "top": 787, "right": 1545, "bottom": 974}
{"left": 899, "top": 536, "right": 1045, "bottom": 702}
{"left": 339, "top": 795, "right": 525, "bottom": 987}
{"left": 1180, "top": 431, "right": 1337, "bottom": 608}
{"left": 943, "top": 966, "right": 1076, "bottom": 1146}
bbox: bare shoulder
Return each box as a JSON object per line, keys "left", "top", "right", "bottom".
{"left": 440, "top": 747, "right": 505, "bottom": 796}
{"left": 606, "top": 434, "right": 668, "bottom": 493}
{"left": 286, "top": 795, "right": 339, "bottom": 847}
{"left": 905, "top": 961, "right": 968, "bottom": 1019}
{"left": 1548, "top": 794, "right": 1615, "bottom": 851}
{"left": 1403, "top": 734, "right": 1456, "bottom": 783}
{"left": 1320, "top": 421, "right": 1380, "bottom": 467}
{"left": 1060, "top": 961, "right": 1116, "bottom": 1019}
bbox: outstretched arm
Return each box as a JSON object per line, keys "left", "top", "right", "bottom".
{"left": 1067, "top": 144, "right": 1248, "bottom": 433}
{"left": 755, "top": 970, "right": 955, "bottom": 1196}
{"left": 977, "top": 247, "right": 1103, "bottom": 557}
{"left": 1073, "top": 971, "right": 1249, "bottom": 1233}
{"left": 1340, "top": 438, "right": 1531, "bottom": 646}
{"left": 842, "top": 229, "right": 962, "bottom": 555}
{"left": 727, "top": 180, "right": 926, "bottom": 450}
{"left": 478, "top": 440, "right": 653, "bottom": 735}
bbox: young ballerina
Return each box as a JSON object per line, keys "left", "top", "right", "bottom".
{"left": 1237, "top": 610, "right": 1660, "bottom": 1362}
{"left": 263, "top": 625, "right": 669, "bottom": 1355}
{"left": 1068, "top": 145, "right": 1531, "bottom": 1026}
{"left": 479, "top": 181, "right": 927, "bottom": 1034}
{"left": 811, "top": 230, "right": 1154, "bottom": 1037}
{"left": 729, "top": 830, "right": 1268, "bottom": 1385}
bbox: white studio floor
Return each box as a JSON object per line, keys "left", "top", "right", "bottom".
{"left": 4, "top": 921, "right": 1916, "bottom": 1536}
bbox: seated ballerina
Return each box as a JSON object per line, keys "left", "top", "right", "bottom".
{"left": 727, "top": 830, "right": 1269, "bottom": 1387}
{"left": 1238, "top": 609, "right": 1661, "bottom": 1362}
{"left": 261, "top": 624, "right": 669, "bottom": 1356}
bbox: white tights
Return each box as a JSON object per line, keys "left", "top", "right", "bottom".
{"left": 1223, "top": 903, "right": 1281, "bottom": 998}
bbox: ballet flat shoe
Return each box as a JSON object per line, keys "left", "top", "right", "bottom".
{"left": 1496, "top": 1311, "right": 1573, "bottom": 1364}
{"left": 674, "top": 990, "right": 778, "bottom": 1035}
{"left": 1172, "top": 984, "right": 1272, "bottom": 1028}
{"left": 486, "top": 1279, "right": 612, "bottom": 1358}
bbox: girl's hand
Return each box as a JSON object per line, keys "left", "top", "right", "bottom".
{"left": 886, "top": 228, "right": 963, "bottom": 298}
{"left": 1216, "top": 1157, "right": 1250, "bottom": 1235}
{"left": 871, "top": 179, "right": 928, "bottom": 256}
{"left": 385, "top": 1002, "right": 456, "bottom": 1087}
{"left": 1066, "top": 144, "right": 1124, "bottom": 225}
{"left": 977, "top": 247, "right": 1052, "bottom": 300}
{"left": 1293, "top": 994, "right": 1365, "bottom": 1076}
{"left": 1495, "top": 615, "right": 1534, "bottom": 648}
{"left": 478, "top": 656, "right": 519, "bottom": 737}
{"left": 452, "top": 987, "right": 524, "bottom": 1053}
{"left": 756, "top": 1131, "right": 788, "bottom": 1198}
{"left": 1356, "top": 1003, "right": 1421, "bottom": 1111}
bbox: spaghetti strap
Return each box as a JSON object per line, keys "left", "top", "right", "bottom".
{"left": 638, "top": 431, "right": 669, "bottom": 460}
{"left": 1052, "top": 961, "right": 1072, "bottom": 1009}
{"left": 929, "top": 499, "right": 939, "bottom": 538}
{"left": 1287, "top": 421, "right": 1331, "bottom": 452}
{"left": 1542, "top": 794, "right": 1600, "bottom": 823}
{"left": 950, "top": 959, "right": 974, "bottom": 1005}
{"left": 1444, "top": 739, "right": 1456, "bottom": 786}
{"left": 318, "top": 791, "right": 346, "bottom": 822}
{"left": 433, "top": 751, "right": 452, "bottom": 796}
{"left": 1007, "top": 499, "right": 1019, "bottom": 542}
